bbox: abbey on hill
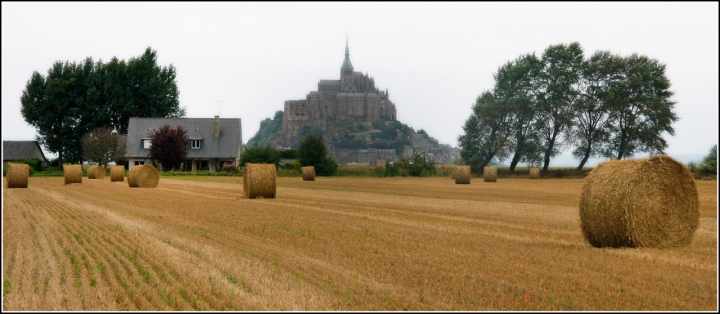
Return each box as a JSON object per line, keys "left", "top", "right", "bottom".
{"left": 280, "top": 38, "right": 397, "bottom": 147}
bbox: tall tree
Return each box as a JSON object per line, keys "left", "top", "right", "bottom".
{"left": 602, "top": 54, "right": 678, "bottom": 159}
{"left": 298, "top": 133, "right": 338, "bottom": 176}
{"left": 536, "top": 42, "right": 584, "bottom": 171}
{"left": 82, "top": 126, "right": 127, "bottom": 169}
{"left": 569, "top": 50, "right": 624, "bottom": 169}
{"left": 495, "top": 53, "right": 544, "bottom": 172}
{"left": 149, "top": 125, "right": 189, "bottom": 171}
{"left": 20, "top": 47, "right": 185, "bottom": 166}
{"left": 458, "top": 91, "right": 513, "bottom": 173}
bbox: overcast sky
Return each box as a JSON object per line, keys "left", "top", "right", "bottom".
{"left": 2, "top": 2, "right": 718, "bottom": 166}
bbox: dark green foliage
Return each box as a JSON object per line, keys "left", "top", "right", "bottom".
{"left": 282, "top": 161, "right": 302, "bottom": 172}
{"left": 239, "top": 143, "right": 282, "bottom": 168}
{"left": 149, "top": 125, "right": 189, "bottom": 171}
{"left": 280, "top": 149, "right": 298, "bottom": 159}
{"left": 247, "top": 111, "right": 283, "bottom": 147}
{"left": 298, "top": 133, "right": 337, "bottom": 176}
{"left": 385, "top": 149, "right": 436, "bottom": 177}
{"left": 460, "top": 43, "right": 679, "bottom": 171}
{"left": 416, "top": 129, "right": 429, "bottom": 138}
{"left": 299, "top": 125, "right": 325, "bottom": 139}
{"left": 601, "top": 54, "right": 678, "bottom": 160}
{"left": 458, "top": 91, "right": 513, "bottom": 173}
{"left": 536, "top": 42, "right": 584, "bottom": 171}
{"left": 697, "top": 144, "right": 717, "bottom": 174}
{"left": 20, "top": 47, "right": 184, "bottom": 166}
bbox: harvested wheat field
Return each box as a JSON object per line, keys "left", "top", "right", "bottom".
{"left": 2, "top": 176, "right": 717, "bottom": 311}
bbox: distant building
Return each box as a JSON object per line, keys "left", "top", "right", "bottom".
{"left": 125, "top": 116, "right": 242, "bottom": 171}
{"left": 3, "top": 141, "right": 48, "bottom": 167}
{"left": 280, "top": 37, "right": 397, "bottom": 147}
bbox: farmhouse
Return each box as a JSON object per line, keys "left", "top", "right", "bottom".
{"left": 126, "top": 116, "right": 242, "bottom": 171}
{"left": 2, "top": 141, "right": 49, "bottom": 167}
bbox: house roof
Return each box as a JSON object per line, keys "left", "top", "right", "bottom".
{"left": 318, "top": 80, "right": 341, "bottom": 85}
{"left": 126, "top": 117, "right": 242, "bottom": 159}
{"left": 3, "top": 141, "right": 47, "bottom": 161}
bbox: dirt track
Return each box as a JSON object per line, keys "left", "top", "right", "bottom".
{"left": 2, "top": 176, "right": 717, "bottom": 310}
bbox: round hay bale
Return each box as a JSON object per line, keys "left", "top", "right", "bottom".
{"left": 7, "top": 163, "right": 29, "bottom": 188}
{"left": 127, "top": 165, "right": 159, "bottom": 188}
{"left": 579, "top": 155, "right": 699, "bottom": 248}
{"left": 64, "top": 165, "right": 82, "bottom": 185}
{"left": 87, "top": 165, "right": 98, "bottom": 179}
{"left": 302, "top": 166, "right": 315, "bottom": 181}
{"left": 483, "top": 166, "right": 497, "bottom": 182}
{"left": 88, "top": 165, "right": 106, "bottom": 179}
{"left": 454, "top": 166, "right": 470, "bottom": 184}
{"left": 529, "top": 168, "right": 540, "bottom": 179}
{"left": 110, "top": 165, "right": 125, "bottom": 182}
{"left": 243, "top": 163, "right": 276, "bottom": 199}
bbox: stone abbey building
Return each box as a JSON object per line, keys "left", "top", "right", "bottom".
{"left": 280, "top": 39, "right": 397, "bottom": 147}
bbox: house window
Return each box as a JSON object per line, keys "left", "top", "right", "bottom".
{"left": 142, "top": 139, "right": 152, "bottom": 149}
{"left": 191, "top": 139, "right": 201, "bottom": 149}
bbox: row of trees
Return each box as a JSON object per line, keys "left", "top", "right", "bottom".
{"left": 459, "top": 42, "right": 678, "bottom": 173}
{"left": 20, "top": 47, "right": 185, "bottom": 167}
{"left": 241, "top": 133, "right": 339, "bottom": 176}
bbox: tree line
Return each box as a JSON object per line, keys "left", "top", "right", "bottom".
{"left": 458, "top": 42, "right": 678, "bottom": 173}
{"left": 20, "top": 47, "right": 185, "bottom": 167}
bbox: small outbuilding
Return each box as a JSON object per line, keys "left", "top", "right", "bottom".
{"left": 2, "top": 141, "right": 49, "bottom": 167}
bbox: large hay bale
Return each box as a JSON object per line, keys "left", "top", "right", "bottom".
{"left": 127, "top": 164, "right": 159, "bottom": 188}
{"left": 454, "top": 166, "right": 470, "bottom": 184}
{"left": 87, "top": 165, "right": 97, "bottom": 179}
{"left": 529, "top": 168, "right": 540, "bottom": 179}
{"left": 110, "top": 165, "right": 125, "bottom": 182}
{"left": 243, "top": 163, "right": 276, "bottom": 199}
{"left": 579, "top": 155, "right": 699, "bottom": 248}
{"left": 64, "top": 165, "right": 82, "bottom": 185}
{"left": 7, "top": 163, "right": 29, "bottom": 188}
{"left": 87, "top": 165, "right": 106, "bottom": 179}
{"left": 483, "top": 166, "right": 497, "bottom": 182}
{"left": 302, "top": 166, "right": 315, "bottom": 181}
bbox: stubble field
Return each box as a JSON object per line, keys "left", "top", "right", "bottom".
{"left": 2, "top": 175, "right": 717, "bottom": 310}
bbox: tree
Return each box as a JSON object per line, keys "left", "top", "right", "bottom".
{"left": 536, "top": 42, "right": 584, "bottom": 171}
{"left": 569, "top": 50, "right": 624, "bottom": 170}
{"left": 388, "top": 148, "right": 436, "bottom": 177}
{"left": 602, "top": 54, "right": 678, "bottom": 159}
{"left": 697, "top": 144, "right": 717, "bottom": 174}
{"left": 20, "top": 47, "right": 185, "bottom": 167}
{"left": 239, "top": 143, "right": 282, "bottom": 168}
{"left": 458, "top": 91, "right": 513, "bottom": 173}
{"left": 298, "top": 133, "right": 337, "bottom": 176}
{"left": 82, "top": 127, "right": 127, "bottom": 169}
{"left": 298, "top": 125, "right": 325, "bottom": 141}
{"left": 495, "top": 53, "right": 544, "bottom": 172}
{"left": 149, "top": 125, "right": 189, "bottom": 171}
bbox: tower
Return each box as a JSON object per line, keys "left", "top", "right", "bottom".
{"left": 340, "top": 36, "right": 354, "bottom": 80}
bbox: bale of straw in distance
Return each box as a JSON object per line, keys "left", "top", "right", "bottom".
{"left": 483, "top": 166, "right": 497, "bottom": 182}
{"left": 94, "top": 166, "right": 106, "bottom": 179}
{"left": 529, "top": 168, "right": 540, "bottom": 179}
{"left": 7, "top": 163, "right": 29, "bottom": 188}
{"left": 64, "top": 165, "right": 82, "bottom": 185}
{"left": 243, "top": 163, "right": 276, "bottom": 199}
{"left": 127, "top": 164, "right": 159, "bottom": 188}
{"left": 110, "top": 165, "right": 125, "bottom": 182}
{"left": 579, "top": 155, "right": 699, "bottom": 248}
{"left": 454, "top": 166, "right": 471, "bottom": 184}
{"left": 88, "top": 165, "right": 98, "bottom": 179}
{"left": 302, "top": 166, "right": 315, "bottom": 181}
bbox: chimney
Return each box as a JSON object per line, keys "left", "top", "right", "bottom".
{"left": 214, "top": 115, "right": 220, "bottom": 138}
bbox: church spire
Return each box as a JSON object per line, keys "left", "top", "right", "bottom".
{"left": 341, "top": 34, "right": 353, "bottom": 71}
